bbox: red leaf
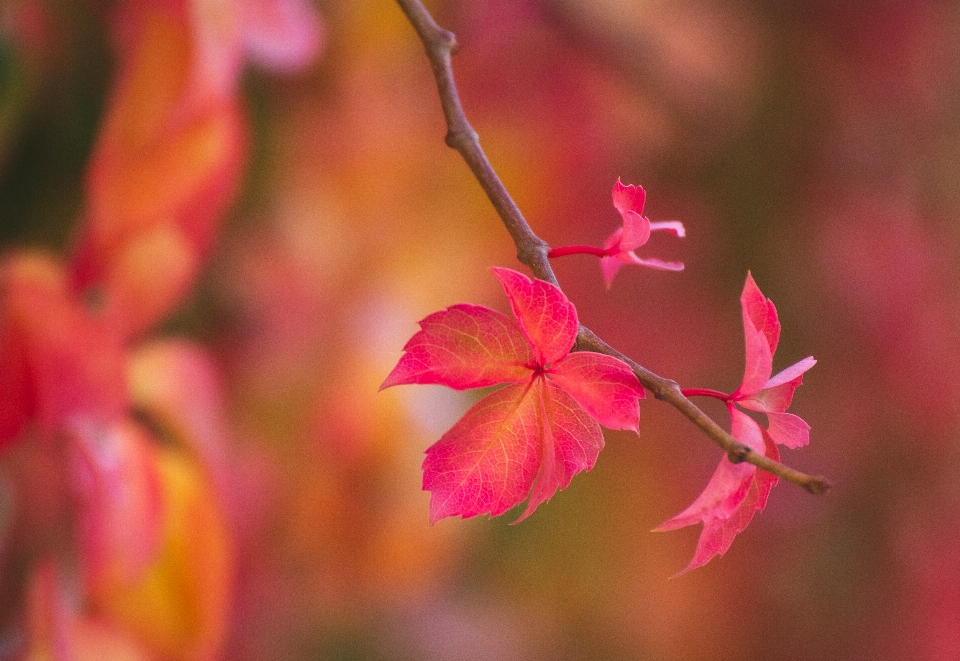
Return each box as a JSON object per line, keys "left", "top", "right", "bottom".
{"left": 516, "top": 380, "right": 604, "bottom": 522}
{"left": 386, "top": 268, "right": 644, "bottom": 523}
{"left": 422, "top": 379, "right": 603, "bottom": 523}
{"left": 380, "top": 304, "right": 532, "bottom": 391}
{"left": 0, "top": 252, "right": 127, "bottom": 447}
{"left": 656, "top": 409, "right": 777, "bottom": 576}
{"left": 73, "top": 1, "right": 248, "bottom": 339}
{"left": 422, "top": 382, "right": 541, "bottom": 522}
{"left": 491, "top": 267, "right": 577, "bottom": 365}
{"left": 548, "top": 352, "right": 644, "bottom": 432}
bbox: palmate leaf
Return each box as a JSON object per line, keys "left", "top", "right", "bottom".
{"left": 491, "top": 267, "right": 577, "bottom": 365}
{"left": 384, "top": 268, "right": 644, "bottom": 523}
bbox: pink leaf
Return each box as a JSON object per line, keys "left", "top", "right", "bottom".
{"left": 600, "top": 253, "right": 623, "bottom": 289}
{"left": 380, "top": 304, "right": 533, "bottom": 391}
{"left": 422, "top": 379, "right": 604, "bottom": 524}
{"left": 655, "top": 409, "right": 774, "bottom": 574}
{"left": 763, "top": 355, "right": 817, "bottom": 391}
{"left": 599, "top": 181, "right": 685, "bottom": 286}
{"left": 648, "top": 221, "right": 686, "bottom": 237}
{"left": 736, "top": 274, "right": 777, "bottom": 397}
{"left": 618, "top": 211, "right": 651, "bottom": 252}
{"left": 740, "top": 359, "right": 815, "bottom": 421}
{"left": 515, "top": 381, "right": 604, "bottom": 522}
{"left": 548, "top": 352, "right": 644, "bottom": 432}
{"left": 388, "top": 267, "right": 645, "bottom": 524}
{"left": 764, "top": 412, "right": 811, "bottom": 449}
{"left": 600, "top": 229, "right": 685, "bottom": 286}
{"left": 741, "top": 271, "right": 780, "bottom": 356}
{"left": 654, "top": 458, "right": 755, "bottom": 533}
{"left": 617, "top": 253, "right": 685, "bottom": 271}
{"left": 611, "top": 178, "right": 646, "bottom": 218}
{"left": 737, "top": 320, "right": 774, "bottom": 398}
{"left": 491, "top": 268, "right": 577, "bottom": 365}
{"left": 657, "top": 274, "right": 814, "bottom": 574}
{"left": 670, "top": 451, "right": 778, "bottom": 577}
{"left": 422, "top": 382, "right": 541, "bottom": 523}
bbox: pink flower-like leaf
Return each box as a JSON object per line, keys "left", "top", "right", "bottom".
{"left": 601, "top": 179, "right": 685, "bottom": 287}
{"left": 384, "top": 268, "right": 644, "bottom": 523}
{"left": 660, "top": 273, "right": 814, "bottom": 573}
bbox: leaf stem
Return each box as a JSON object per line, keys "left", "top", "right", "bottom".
{"left": 547, "top": 245, "right": 612, "bottom": 259}
{"left": 681, "top": 388, "right": 730, "bottom": 401}
{"left": 393, "top": 0, "right": 830, "bottom": 497}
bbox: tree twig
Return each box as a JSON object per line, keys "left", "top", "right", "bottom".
{"left": 394, "top": 0, "right": 830, "bottom": 496}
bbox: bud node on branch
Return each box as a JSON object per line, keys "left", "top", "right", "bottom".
{"left": 728, "top": 446, "right": 752, "bottom": 463}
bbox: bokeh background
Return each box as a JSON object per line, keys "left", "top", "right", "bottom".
{"left": 3, "top": 0, "right": 960, "bottom": 659}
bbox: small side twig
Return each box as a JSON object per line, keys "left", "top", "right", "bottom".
{"left": 394, "top": 0, "right": 830, "bottom": 496}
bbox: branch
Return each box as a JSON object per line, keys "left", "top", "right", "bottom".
{"left": 394, "top": 0, "right": 830, "bottom": 497}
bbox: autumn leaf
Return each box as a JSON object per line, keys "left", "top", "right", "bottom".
{"left": 657, "top": 273, "right": 815, "bottom": 575}
{"left": 382, "top": 268, "right": 644, "bottom": 523}
{"left": 600, "top": 179, "right": 685, "bottom": 287}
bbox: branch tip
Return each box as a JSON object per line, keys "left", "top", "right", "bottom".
{"left": 805, "top": 477, "right": 832, "bottom": 495}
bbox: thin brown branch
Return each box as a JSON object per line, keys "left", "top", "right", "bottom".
{"left": 394, "top": 0, "right": 830, "bottom": 497}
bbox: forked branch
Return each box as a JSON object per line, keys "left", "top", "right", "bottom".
{"left": 394, "top": 0, "right": 830, "bottom": 496}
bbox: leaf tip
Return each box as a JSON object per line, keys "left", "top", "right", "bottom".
{"left": 378, "top": 366, "right": 403, "bottom": 391}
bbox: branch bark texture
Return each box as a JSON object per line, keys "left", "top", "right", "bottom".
{"left": 394, "top": 0, "right": 830, "bottom": 496}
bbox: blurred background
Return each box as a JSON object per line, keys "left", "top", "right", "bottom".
{"left": 2, "top": 0, "right": 960, "bottom": 659}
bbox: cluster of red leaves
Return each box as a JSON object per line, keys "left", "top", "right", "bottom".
{"left": 0, "top": 0, "right": 321, "bottom": 658}
{"left": 384, "top": 190, "right": 814, "bottom": 574}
